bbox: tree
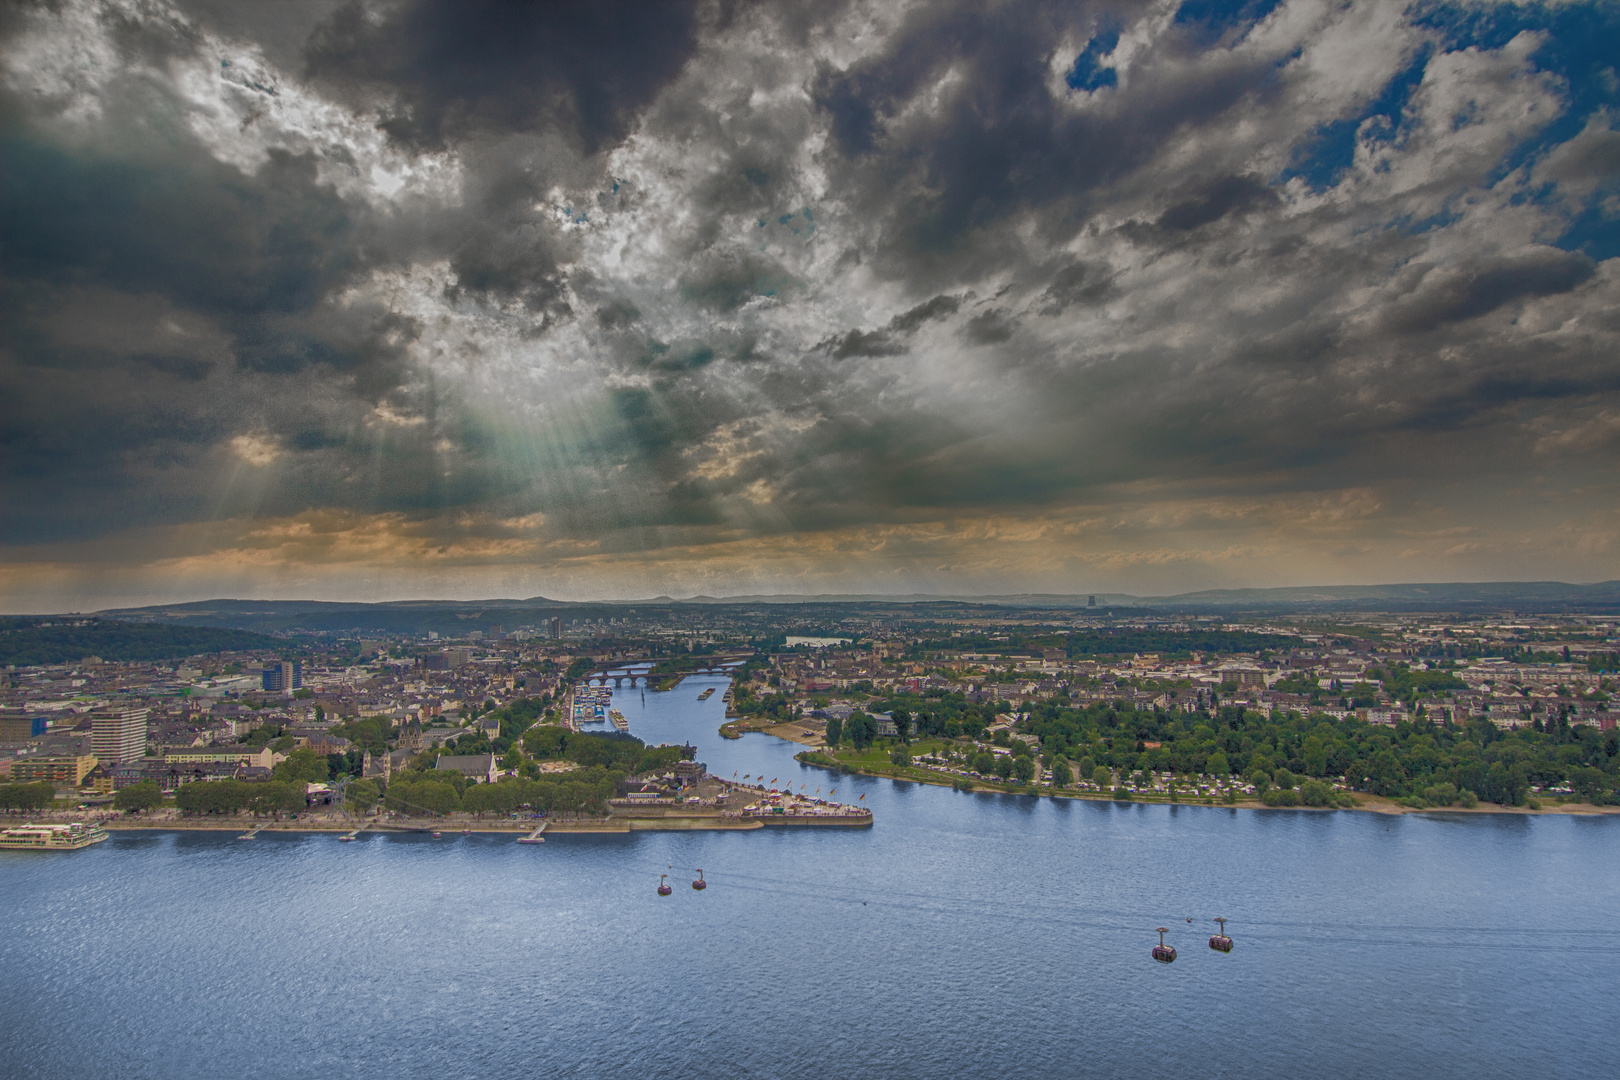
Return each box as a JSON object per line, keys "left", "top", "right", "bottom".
{"left": 1012, "top": 756, "right": 1035, "bottom": 784}
{"left": 248, "top": 781, "right": 304, "bottom": 818}
{"left": 824, "top": 715, "right": 843, "bottom": 747}
{"left": 0, "top": 781, "right": 57, "bottom": 811}
{"left": 891, "top": 709, "right": 911, "bottom": 744}
{"left": 521, "top": 724, "right": 570, "bottom": 759}
{"left": 1364, "top": 750, "right": 1406, "bottom": 797}
{"left": 1299, "top": 779, "right": 1333, "bottom": 807}
{"left": 993, "top": 756, "right": 1015, "bottom": 781}
{"left": 1273, "top": 768, "right": 1297, "bottom": 790}
{"left": 889, "top": 747, "right": 911, "bottom": 767}
{"left": 113, "top": 782, "right": 162, "bottom": 813}
{"left": 386, "top": 779, "right": 460, "bottom": 816}
{"left": 275, "top": 748, "right": 331, "bottom": 784}
{"left": 1091, "top": 765, "right": 1112, "bottom": 788}
{"left": 1302, "top": 736, "right": 1328, "bottom": 777}
{"left": 1048, "top": 756, "right": 1070, "bottom": 787}
{"left": 845, "top": 712, "right": 877, "bottom": 751}
{"left": 1205, "top": 751, "right": 1230, "bottom": 777}
{"left": 345, "top": 779, "right": 379, "bottom": 813}
{"left": 972, "top": 752, "right": 997, "bottom": 774}
{"left": 1569, "top": 765, "right": 1607, "bottom": 802}
{"left": 175, "top": 780, "right": 247, "bottom": 815}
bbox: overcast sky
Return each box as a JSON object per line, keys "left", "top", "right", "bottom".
{"left": 2, "top": 0, "right": 1618, "bottom": 610}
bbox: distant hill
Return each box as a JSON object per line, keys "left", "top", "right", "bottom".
{"left": 0, "top": 617, "right": 282, "bottom": 667}
{"left": 1140, "top": 581, "right": 1620, "bottom": 611}
{"left": 638, "top": 583, "right": 1620, "bottom": 611}
{"left": 62, "top": 580, "right": 1620, "bottom": 635}
{"left": 91, "top": 598, "right": 645, "bottom": 636}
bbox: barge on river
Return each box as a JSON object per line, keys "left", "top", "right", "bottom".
{"left": 0, "top": 821, "right": 109, "bottom": 850}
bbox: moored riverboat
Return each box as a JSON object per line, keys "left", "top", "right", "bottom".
{"left": 0, "top": 821, "right": 109, "bottom": 850}
{"left": 743, "top": 807, "right": 874, "bottom": 827}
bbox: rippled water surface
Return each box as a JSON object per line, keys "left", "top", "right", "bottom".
{"left": 4, "top": 675, "right": 1618, "bottom": 1080}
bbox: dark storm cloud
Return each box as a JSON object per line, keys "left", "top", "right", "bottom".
{"left": 5, "top": 0, "right": 1620, "bottom": 602}
{"left": 0, "top": 6, "right": 516, "bottom": 544}
{"left": 821, "top": 294, "right": 962, "bottom": 357}
{"left": 888, "top": 294, "right": 963, "bottom": 333}
{"left": 808, "top": 1, "right": 1291, "bottom": 283}
{"left": 0, "top": 120, "right": 392, "bottom": 541}
{"left": 1154, "top": 174, "right": 1279, "bottom": 233}
{"left": 303, "top": 0, "right": 705, "bottom": 153}
{"left": 825, "top": 328, "right": 905, "bottom": 359}
{"left": 1036, "top": 262, "right": 1115, "bottom": 315}
{"left": 1384, "top": 249, "right": 1598, "bottom": 335}
{"left": 0, "top": 137, "right": 354, "bottom": 321}
{"left": 961, "top": 309, "right": 1015, "bottom": 344}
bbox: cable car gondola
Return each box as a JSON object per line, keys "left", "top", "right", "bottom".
{"left": 1152, "top": 927, "right": 1177, "bottom": 964}
{"left": 1209, "top": 917, "right": 1233, "bottom": 953}
{"left": 657, "top": 874, "right": 672, "bottom": 896}
{"left": 692, "top": 869, "right": 706, "bottom": 891}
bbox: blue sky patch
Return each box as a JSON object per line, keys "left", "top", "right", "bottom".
{"left": 1282, "top": 47, "right": 1432, "bottom": 192}
{"left": 1066, "top": 27, "right": 1120, "bottom": 92}
{"left": 1410, "top": 2, "right": 1620, "bottom": 255}
{"left": 1173, "top": 0, "right": 1284, "bottom": 48}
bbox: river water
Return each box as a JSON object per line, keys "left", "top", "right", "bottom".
{"left": 3, "top": 673, "right": 1618, "bottom": 1080}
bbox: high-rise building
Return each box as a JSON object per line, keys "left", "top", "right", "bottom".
{"left": 261, "top": 661, "right": 303, "bottom": 692}
{"left": 91, "top": 707, "right": 148, "bottom": 766}
{"left": 549, "top": 617, "right": 562, "bottom": 639}
{"left": 0, "top": 710, "right": 48, "bottom": 740}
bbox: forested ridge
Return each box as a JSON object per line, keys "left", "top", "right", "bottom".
{"left": 0, "top": 618, "right": 281, "bottom": 666}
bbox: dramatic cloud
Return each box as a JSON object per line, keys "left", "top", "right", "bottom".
{"left": 2, "top": 0, "right": 1619, "bottom": 608}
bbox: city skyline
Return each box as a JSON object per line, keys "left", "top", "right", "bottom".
{"left": 3, "top": 0, "right": 1619, "bottom": 612}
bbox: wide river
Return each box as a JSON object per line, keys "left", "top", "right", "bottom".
{"left": 4, "top": 674, "right": 1618, "bottom": 1079}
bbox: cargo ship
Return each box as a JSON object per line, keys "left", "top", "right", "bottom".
{"left": 0, "top": 821, "right": 109, "bottom": 850}
{"left": 696, "top": 687, "right": 715, "bottom": 700}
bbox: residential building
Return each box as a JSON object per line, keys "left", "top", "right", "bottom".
{"left": 91, "top": 707, "right": 149, "bottom": 766}
{"left": 11, "top": 754, "right": 99, "bottom": 787}
{"left": 162, "top": 745, "right": 276, "bottom": 770}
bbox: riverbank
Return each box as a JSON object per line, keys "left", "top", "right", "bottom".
{"left": 718, "top": 718, "right": 823, "bottom": 743}
{"left": 27, "top": 811, "right": 771, "bottom": 835}
{"left": 787, "top": 744, "right": 1620, "bottom": 817}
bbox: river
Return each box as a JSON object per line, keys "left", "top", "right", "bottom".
{"left": 3, "top": 673, "right": 1617, "bottom": 1079}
